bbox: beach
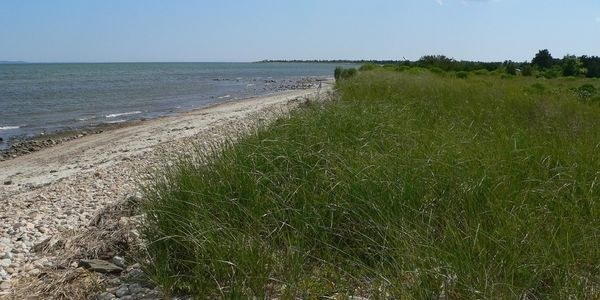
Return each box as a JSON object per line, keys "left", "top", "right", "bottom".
{"left": 0, "top": 84, "right": 332, "bottom": 296}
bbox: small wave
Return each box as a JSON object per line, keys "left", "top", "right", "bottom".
{"left": 105, "top": 111, "right": 142, "bottom": 118}
{"left": 218, "top": 95, "right": 231, "bottom": 99}
{"left": 0, "top": 126, "right": 20, "bottom": 131}
{"left": 78, "top": 116, "right": 97, "bottom": 121}
{"left": 246, "top": 84, "right": 255, "bottom": 87}
{"left": 106, "top": 119, "right": 126, "bottom": 124}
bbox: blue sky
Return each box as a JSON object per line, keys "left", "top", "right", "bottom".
{"left": 1, "top": 0, "right": 599, "bottom": 62}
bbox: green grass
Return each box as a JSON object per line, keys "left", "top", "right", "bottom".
{"left": 140, "top": 70, "right": 600, "bottom": 298}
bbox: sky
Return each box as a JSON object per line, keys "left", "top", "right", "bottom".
{"left": 0, "top": 0, "right": 599, "bottom": 63}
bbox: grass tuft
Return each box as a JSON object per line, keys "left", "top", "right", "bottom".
{"left": 140, "top": 70, "right": 600, "bottom": 298}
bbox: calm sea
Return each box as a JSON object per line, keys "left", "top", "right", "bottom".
{"left": 0, "top": 62, "right": 349, "bottom": 147}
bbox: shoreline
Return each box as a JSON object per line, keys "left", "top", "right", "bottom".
{"left": 0, "top": 78, "right": 331, "bottom": 162}
{"left": 0, "top": 84, "right": 332, "bottom": 296}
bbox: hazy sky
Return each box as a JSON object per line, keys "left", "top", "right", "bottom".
{"left": 1, "top": 0, "right": 599, "bottom": 62}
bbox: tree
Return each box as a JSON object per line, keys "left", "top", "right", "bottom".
{"left": 581, "top": 56, "right": 600, "bottom": 78}
{"left": 562, "top": 55, "right": 582, "bottom": 77}
{"left": 504, "top": 60, "right": 517, "bottom": 75}
{"left": 531, "top": 49, "right": 554, "bottom": 69}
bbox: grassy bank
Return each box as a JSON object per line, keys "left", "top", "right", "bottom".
{"left": 140, "top": 70, "right": 599, "bottom": 298}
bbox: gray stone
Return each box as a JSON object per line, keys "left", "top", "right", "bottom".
{"left": 115, "top": 285, "right": 130, "bottom": 297}
{"left": 79, "top": 259, "right": 123, "bottom": 274}
{"left": 128, "top": 283, "right": 143, "bottom": 294}
{"left": 95, "top": 292, "right": 116, "bottom": 300}
{"left": 0, "top": 259, "right": 10, "bottom": 268}
{"left": 0, "top": 281, "right": 11, "bottom": 290}
{"left": 111, "top": 256, "right": 126, "bottom": 268}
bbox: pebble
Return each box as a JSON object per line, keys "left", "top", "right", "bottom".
{"left": 0, "top": 281, "right": 11, "bottom": 290}
{"left": 0, "top": 259, "right": 11, "bottom": 268}
{"left": 112, "top": 256, "right": 126, "bottom": 268}
{"left": 115, "top": 285, "right": 130, "bottom": 297}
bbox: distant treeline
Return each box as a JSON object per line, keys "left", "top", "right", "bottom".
{"left": 259, "top": 59, "right": 402, "bottom": 65}
{"left": 264, "top": 50, "right": 600, "bottom": 79}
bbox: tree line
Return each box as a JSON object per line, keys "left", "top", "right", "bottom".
{"left": 265, "top": 50, "right": 600, "bottom": 79}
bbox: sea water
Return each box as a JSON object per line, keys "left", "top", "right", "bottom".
{"left": 0, "top": 62, "right": 350, "bottom": 147}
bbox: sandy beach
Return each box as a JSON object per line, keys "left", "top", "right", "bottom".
{"left": 0, "top": 84, "right": 331, "bottom": 296}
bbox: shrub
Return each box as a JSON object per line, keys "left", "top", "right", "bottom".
{"left": 428, "top": 67, "right": 446, "bottom": 76}
{"left": 504, "top": 61, "right": 517, "bottom": 75}
{"left": 334, "top": 67, "right": 343, "bottom": 80}
{"left": 530, "top": 82, "right": 546, "bottom": 93}
{"left": 395, "top": 65, "right": 411, "bottom": 72}
{"left": 341, "top": 68, "right": 357, "bottom": 79}
{"left": 474, "top": 69, "right": 489, "bottom": 76}
{"left": 456, "top": 71, "right": 468, "bottom": 79}
{"left": 562, "top": 55, "right": 583, "bottom": 77}
{"left": 334, "top": 67, "right": 357, "bottom": 80}
{"left": 575, "top": 83, "right": 597, "bottom": 100}
{"left": 359, "top": 63, "right": 378, "bottom": 71}
{"left": 521, "top": 65, "right": 533, "bottom": 76}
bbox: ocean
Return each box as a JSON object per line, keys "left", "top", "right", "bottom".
{"left": 0, "top": 62, "right": 350, "bottom": 148}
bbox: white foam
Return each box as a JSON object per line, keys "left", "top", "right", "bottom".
{"left": 106, "top": 119, "right": 126, "bottom": 124}
{"left": 0, "top": 126, "right": 20, "bottom": 131}
{"left": 218, "top": 95, "right": 231, "bottom": 99}
{"left": 105, "top": 111, "right": 142, "bottom": 118}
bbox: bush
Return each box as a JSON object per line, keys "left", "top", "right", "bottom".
{"left": 359, "top": 63, "right": 378, "bottom": 71}
{"left": 474, "top": 69, "right": 489, "bottom": 76}
{"left": 575, "top": 83, "right": 597, "bottom": 100}
{"left": 521, "top": 65, "right": 533, "bottom": 76}
{"left": 428, "top": 67, "right": 446, "bottom": 76}
{"left": 395, "top": 65, "right": 411, "bottom": 72}
{"left": 456, "top": 71, "right": 468, "bottom": 79}
{"left": 334, "top": 67, "right": 342, "bottom": 80}
{"left": 562, "top": 55, "right": 582, "bottom": 77}
{"left": 334, "top": 67, "right": 357, "bottom": 80}
{"left": 341, "top": 68, "right": 357, "bottom": 79}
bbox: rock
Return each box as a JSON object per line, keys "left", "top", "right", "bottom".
{"left": 111, "top": 256, "right": 126, "bottom": 268}
{"left": 127, "top": 283, "right": 143, "bottom": 294}
{"left": 115, "top": 285, "right": 129, "bottom": 297}
{"left": 0, "top": 281, "right": 11, "bottom": 290}
{"left": 33, "top": 258, "right": 52, "bottom": 268}
{"left": 28, "top": 268, "right": 41, "bottom": 276}
{"left": 124, "top": 268, "right": 145, "bottom": 282}
{"left": 3, "top": 180, "right": 11, "bottom": 185}
{"left": 79, "top": 259, "right": 123, "bottom": 274}
{"left": 0, "top": 259, "right": 10, "bottom": 268}
{"left": 95, "top": 292, "right": 116, "bottom": 300}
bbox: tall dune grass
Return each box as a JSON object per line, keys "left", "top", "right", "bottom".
{"left": 140, "top": 71, "right": 600, "bottom": 298}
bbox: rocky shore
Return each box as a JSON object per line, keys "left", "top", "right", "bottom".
{"left": 0, "top": 85, "right": 332, "bottom": 299}
{"left": 0, "top": 77, "right": 327, "bottom": 163}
